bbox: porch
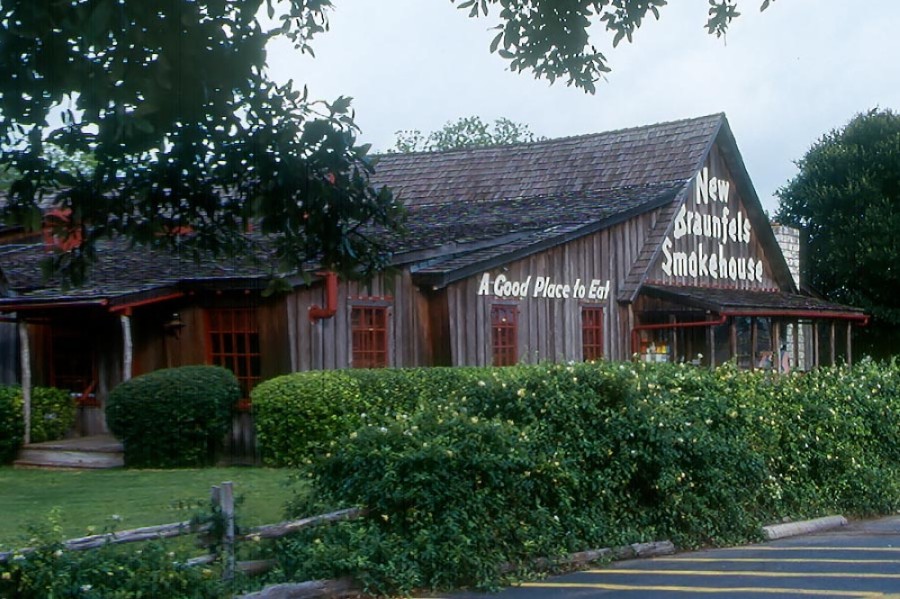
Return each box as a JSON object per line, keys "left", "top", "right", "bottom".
{"left": 14, "top": 435, "right": 124, "bottom": 469}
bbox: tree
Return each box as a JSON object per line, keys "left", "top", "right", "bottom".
{"left": 0, "top": 0, "right": 402, "bottom": 284}
{"left": 0, "top": 0, "right": 767, "bottom": 285}
{"left": 456, "top": 0, "right": 774, "bottom": 93}
{"left": 390, "top": 116, "right": 543, "bottom": 153}
{"left": 775, "top": 108, "right": 900, "bottom": 358}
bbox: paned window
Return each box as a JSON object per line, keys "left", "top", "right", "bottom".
{"left": 491, "top": 304, "right": 518, "bottom": 366}
{"left": 582, "top": 307, "right": 604, "bottom": 361}
{"left": 206, "top": 308, "right": 261, "bottom": 400}
{"left": 351, "top": 305, "right": 389, "bottom": 368}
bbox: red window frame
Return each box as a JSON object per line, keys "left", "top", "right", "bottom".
{"left": 491, "top": 304, "right": 518, "bottom": 366}
{"left": 206, "top": 308, "right": 261, "bottom": 405}
{"left": 582, "top": 306, "right": 604, "bottom": 361}
{"left": 351, "top": 305, "right": 389, "bottom": 368}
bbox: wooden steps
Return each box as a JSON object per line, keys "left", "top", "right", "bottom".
{"left": 14, "top": 435, "right": 124, "bottom": 469}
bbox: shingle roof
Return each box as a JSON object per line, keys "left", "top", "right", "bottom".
{"left": 0, "top": 114, "right": 728, "bottom": 305}
{"left": 370, "top": 114, "right": 723, "bottom": 206}
{"left": 0, "top": 239, "right": 275, "bottom": 308}
{"left": 643, "top": 285, "right": 867, "bottom": 319}
{"left": 403, "top": 181, "right": 684, "bottom": 288}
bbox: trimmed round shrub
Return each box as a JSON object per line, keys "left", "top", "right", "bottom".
{"left": 29, "top": 387, "right": 77, "bottom": 444}
{"left": 253, "top": 371, "right": 362, "bottom": 467}
{"left": 0, "top": 386, "right": 23, "bottom": 463}
{"left": 106, "top": 366, "right": 239, "bottom": 468}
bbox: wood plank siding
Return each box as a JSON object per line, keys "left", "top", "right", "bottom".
{"left": 445, "top": 208, "right": 661, "bottom": 365}
{"left": 285, "top": 270, "right": 430, "bottom": 371}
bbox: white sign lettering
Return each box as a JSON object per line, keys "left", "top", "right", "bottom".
{"left": 477, "top": 273, "right": 610, "bottom": 301}
{"left": 661, "top": 168, "right": 764, "bottom": 283}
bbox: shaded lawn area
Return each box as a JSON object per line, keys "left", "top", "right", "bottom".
{"left": 0, "top": 467, "right": 302, "bottom": 548}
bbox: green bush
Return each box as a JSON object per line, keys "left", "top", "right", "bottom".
{"left": 0, "top": 385, "right": 77, "bottom": 463}
{"left": 106, "top": 366, "right": 239, "bottom": 468}
{"left": 252, "top": 371, "right": 363, "bottom": 467}
{"left": 253, "top": 367, "right": 488, "bottom": 467}
{"left": 28, "top": 387, "right": 77, "bottom": 444}
{"left": 0, "top": 534, "right": 226, "bottom": 598}
{"left": 272, "top": 359, "right": 900, "bottom": 596}
{"left": 0, "top": 386, "right": 22, "bottom": 464}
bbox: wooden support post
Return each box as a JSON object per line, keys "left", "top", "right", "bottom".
{"left": 221, "top": 482, "right": 235, "bottom": 581}
{"left": 813, "top": 321, "right": 820, "bottom": 368}
{"left": 773, "top": 320, "right": 782, "bottom": 373}
{"left": 18, "top": 321, "right": 31, "bottom": 445}
{"left": 830, "top": 321, "right": 836, "bottom": 366}
{"left": 750, "top": 318, "right": 758, "bottom": 372}
{"left": 708, "top": 315, "right": 716, "bottom": 369}
{"left": 847, "top": 321, "right": 853, "bottom": 366}
{"left": 627, "top": 305, "right": 635, "bottom": 359}
{"left": 793, "top": 321, "right": 801, "bottom": 371}
{"left": 121, "top": 314, "right": 133, "bottom": 382}
{"left": 730, "top": 318, "right": 737, "bottom": 365}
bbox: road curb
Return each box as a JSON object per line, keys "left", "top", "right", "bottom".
{"left": 762, "top": 515, "right": 848, "bottom": 540}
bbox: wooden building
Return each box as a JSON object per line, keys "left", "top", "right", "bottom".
{"left": 0, "top": 113, "right": 867, "bottom": 444}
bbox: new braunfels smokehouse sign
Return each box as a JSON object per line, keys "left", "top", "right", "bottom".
{"left": 477, "top": 273, "right": 611, "bottom": 301}
{"left": 661, "top": 167, "right": 764, "bottom": 282}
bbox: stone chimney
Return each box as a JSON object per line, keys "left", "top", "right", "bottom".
{"left": 771, "top": 224, "right": 801, "bottom": 288}
{"left": 771, "top": 223, "right": 808, "bottom": 369}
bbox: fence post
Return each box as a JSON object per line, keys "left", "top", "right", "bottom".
{"left": 221, "top": 481, "right": 236, "bottom": 581}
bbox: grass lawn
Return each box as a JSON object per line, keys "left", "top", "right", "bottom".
{"left": 0, "top": 467, "right": 302, "bottom": 549}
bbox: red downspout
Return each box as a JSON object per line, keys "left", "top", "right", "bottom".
{"left": 309, "top": 271, "right": 339, "bottom": 322}
{"left": 631, "top": 313, "right": 728, "bottom": 357}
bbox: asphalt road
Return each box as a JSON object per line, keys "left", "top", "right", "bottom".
{"left": 443, "top": 516, "right": 900, "bottom": 598}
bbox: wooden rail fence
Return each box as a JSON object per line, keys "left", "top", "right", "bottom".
{"left": 0, "top": 481, "right": 365, "bottom": 582}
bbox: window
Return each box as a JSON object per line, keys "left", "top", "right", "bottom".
{"left": 582, "top": 307, "right": 604, "bottom": 361}
{"left": 351, "top": 305, "right": 388, "bottom": 368}
{"left": 206, "top": 308, "right": 261, "bottom": 400}
{"left": 491, "top": 304, "right": 518, "bottom": 366}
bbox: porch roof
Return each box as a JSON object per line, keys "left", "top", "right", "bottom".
{"left": 641, "top": 285, "right": 868, "bottom": 321}
{"left": 0, "top": 238, "right": 276, "bottom": 312}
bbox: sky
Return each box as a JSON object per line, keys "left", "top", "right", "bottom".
{"left": 266, "top": 0, "right": 900, "bottom": 215}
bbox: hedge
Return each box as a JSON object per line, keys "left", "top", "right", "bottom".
{"left": 0, "top": 386, "right": 22, "bottom": 463}
{"left": 28, "top": 387, "right": 77, "bottom": 444}
{"left": 106, "top": 366, "right": 239, "bottom": 468}
{"left": 253, "top": 367, "right": 486, "bottom": 466}
{"left": 0, "top": 385, "right": 77, "bottom": 463}
{"left": 266, "top": 359, "right": 900, "bottom": 595}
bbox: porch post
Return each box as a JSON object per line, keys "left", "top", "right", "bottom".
{"left": 18, "top": 321, "right": 31, "bottom": 445}
{"left": 773, "top": 320, "right": 782, "bottom": 373}
{"left": 750, "top": 318, "right": 758, "bottom": 371}
{"left": 708, "top": 314, "right": 715, "bottom": 369}
{"left": 846, "top": 321, "right": 853, "bottom": 366}
{"left": 813, "top": 321, "right": 820, "bottom": 367}
{"left": 670, "top": 314, "right": 678, "bottom": 363}
{"left": 729, "top": 318, "right": 737, "bottom": 363}
{"left": 121, "top": 313, "right": 133, "bottom": 382}
{"left": 830, "top": 321, "right": 836, "bottom": 366}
